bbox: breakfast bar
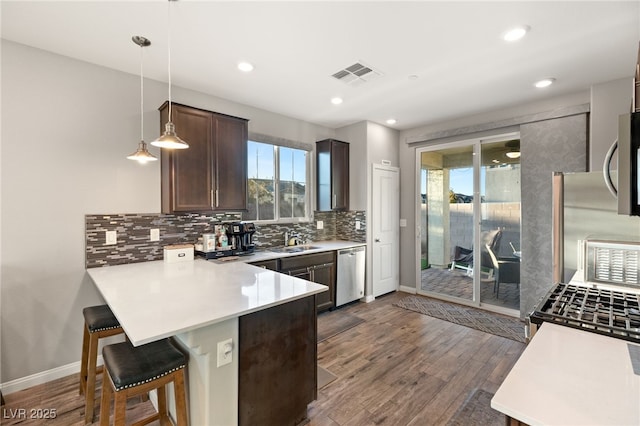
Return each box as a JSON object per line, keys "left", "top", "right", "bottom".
{"left": 87, "top": 259, "right": 327, "bottom": 425}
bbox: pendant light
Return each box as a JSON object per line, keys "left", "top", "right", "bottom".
{"left": 127, "top": 36, "right": 158, "bottom": 163}
{"left": 505, "top": 140, "right": 521, "bottom": 159}
{"left": 151, "top": 0, "right": 188, "bottom": 149}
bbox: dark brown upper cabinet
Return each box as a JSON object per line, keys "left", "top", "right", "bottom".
{"left": 159, "top": 102, "right": 248, "bottom": 213}
{"left": 316, "top": 139, "right": 349, "bottom": 211}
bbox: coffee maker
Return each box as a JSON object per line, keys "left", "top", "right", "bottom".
{"left": 226, "top": 222, "right": 256, "bottom": 255}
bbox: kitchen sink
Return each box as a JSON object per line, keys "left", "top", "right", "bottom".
{"left": 269, "top": 245, "right": 321, "bottom": 253}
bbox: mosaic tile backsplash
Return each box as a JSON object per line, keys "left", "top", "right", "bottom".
{"left": 86, "top": 210, "right": 366, "bottom": 268}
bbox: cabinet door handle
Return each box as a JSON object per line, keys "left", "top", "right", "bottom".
{"left": 215, "top": 190, "right": 219, "bottom": 207}
{"left": 333, "top": 194, "right": 337, "bottom": 208}
{"left": 211, "top": 190, "right": 214, "bottom": 208}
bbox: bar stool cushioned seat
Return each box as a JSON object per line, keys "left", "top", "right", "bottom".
{"left": 100, "top": 338, "right": 188, "bottom": 425}
{"left": 84, "top": 305, "right": 123, "bottom": 333}
{"left": 80, "top": 305, "right": 125, "bottom": 424}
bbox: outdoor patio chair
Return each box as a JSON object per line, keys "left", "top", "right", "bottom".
{"left": 450, "top": 229, "right": 502, "bottom": 279}
{"left": 486, "top": 243, "right": 520, "bottom": 299}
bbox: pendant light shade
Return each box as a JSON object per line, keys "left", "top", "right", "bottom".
{"left": 151, "top": 0, "right": 188, "bottom": 150}
{"left": 127, "top": 141, "right": 157, "bottom": 163}
{"left": 152, "top": 122, "right": 189, "bottom": 149}
{"left": 128, "top": 35, "right": 157, "bottom": 163}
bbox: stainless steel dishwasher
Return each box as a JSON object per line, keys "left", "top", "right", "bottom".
{"left": 336, "top": 246, "right": 366, "bottom": 307}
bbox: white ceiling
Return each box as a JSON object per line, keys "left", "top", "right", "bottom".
{"left": 2, "top": 1, "right": 639, "bottom": 130}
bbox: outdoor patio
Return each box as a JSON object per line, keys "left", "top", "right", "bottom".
{"left": 420, "top": 266, "right": 520, "bottom": 311}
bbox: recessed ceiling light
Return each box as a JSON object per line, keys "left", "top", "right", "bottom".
{"left": 503, "top": 25, "right": 530, "bottom": 42}
{"left": 535, "top": 78, "right": 555, "bottom": 88}
{"left": 238, "top": 62, "right": 254, "bottom": 72}
{"left": 331, "top": 97, "right": 343, "bottom": 105}
{"left": 408, "top": 74, "right": 419, "bottom": 80}
{"left": 386, "top": 118, "right": 397, "bottom": 125}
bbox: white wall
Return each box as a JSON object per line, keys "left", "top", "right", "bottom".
{"left": 0, "top": 40, "right": 335, "bottom": 386}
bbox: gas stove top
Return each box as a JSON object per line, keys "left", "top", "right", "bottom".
{"left": 530, "top": 282, "right": 640, "bottom": 343}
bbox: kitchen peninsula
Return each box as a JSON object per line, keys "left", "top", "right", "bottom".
{"left": 87, "top": 259, "right": 327, "bottom": 425}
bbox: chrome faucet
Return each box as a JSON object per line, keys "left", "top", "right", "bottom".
{"left": 285, "top": 231, "right": 301, "bottom": 246}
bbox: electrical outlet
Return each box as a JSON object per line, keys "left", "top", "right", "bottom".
{"left": 317, "top": 220, "right": 324, "bottom": 230}
{"left": 355, "top": 220, "right": 361, "bottom": 230}
{"left": 217, "top": 338, "right": 233, "bottom": 367}
{"left": 150, "top": 228, "right": 160, "bottom": 242}
{"left": 105, "top": 230, "right": 117, "bottom": 245}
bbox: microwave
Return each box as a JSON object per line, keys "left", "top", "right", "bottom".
{"left": 616, "top": 113, "right": 640, "bottom": 216}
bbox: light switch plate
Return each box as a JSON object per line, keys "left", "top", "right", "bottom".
{"left": 150, "top": 228, "right": 160, "bottom": 242}
{"left": 400, "top": 219, "right": 407, "bottom": 227}
{"left": 317, "top": 220, "right": 324, "bottom": 230}
{"left": 355, "top": 220, "right": 361, "bottom": 230}
{"left": 105, "top": 230, "right": 117, "bottom": 245}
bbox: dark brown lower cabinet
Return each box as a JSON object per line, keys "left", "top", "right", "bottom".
{"left": 248, "top": 259, "right": 280, "bottom": 271}
{"left": 238, "top": 296, "right": 317, "bottom": 426}
{"left": 280, "top": 252, "right": 336, "bottom": 313}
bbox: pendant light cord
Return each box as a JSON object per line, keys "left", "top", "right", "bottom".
{"left": 140, "top": 43, "right": 144, "bottom": 141}
{"left": 167, "top": 0, "right": 173, "bottom": 122}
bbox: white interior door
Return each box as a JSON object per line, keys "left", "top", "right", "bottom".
{"left": 372, "top": 164, "right": 399, "bottom": 297}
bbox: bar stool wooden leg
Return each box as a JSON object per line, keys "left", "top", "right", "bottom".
{"left": 157, "top": 385, "right": 168, "bottom": 424}
{"left": 113, "top": 391, "right": 127, "bottom": 426}
{"left": 174, "top": 369, "right": 188, "bottom": 426}
{"left": 99, "top": 369, "right": 112, "bottom": 426}
{"left": 85, "top": 330, "right": 100, "bottom": 424}
{"left": 79, "top": 324, "right": 90, "bottom": 395}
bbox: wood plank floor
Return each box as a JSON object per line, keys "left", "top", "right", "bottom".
{"left": 1, "top": 292, "right": 525, "bottom": 425}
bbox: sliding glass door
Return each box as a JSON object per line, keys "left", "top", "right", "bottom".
{"left": 417, "top": 135, "right": 521, "bottom": 314}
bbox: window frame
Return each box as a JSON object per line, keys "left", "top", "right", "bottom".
{"left": 246, "top": 138, "right": 312, "bottom": 224}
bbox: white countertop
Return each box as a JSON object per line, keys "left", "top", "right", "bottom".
{"left": 492, "top": 323, "right": 640, "bottom": 426}
{"left": 211, "top": 240, "right": 366, "bottom": 264}
{"left": 87, "top": 259, "right": 327, "bottom": 346}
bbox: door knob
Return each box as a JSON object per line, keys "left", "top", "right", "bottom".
{"left": 375, "top": 238, "right": 380, "bottom": 242}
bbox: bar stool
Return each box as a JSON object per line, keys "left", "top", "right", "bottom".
{"left": 100, "top": 338, "right": 188, "bottom": 426}
{"left": 80, "top": 305, "right": 125, "bottom": 424}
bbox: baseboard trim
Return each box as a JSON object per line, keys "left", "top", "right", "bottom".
{"left": 399, "top": 285, "right": 417, "bottom": 294}
{"left": 1, "top": 356, "right": 103, "bottom": 396}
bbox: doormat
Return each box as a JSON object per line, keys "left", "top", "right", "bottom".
{"left": 394, "top": 295, "right": 526, "bottom": 343}
{"left": 317, "top": 311, "right": 365, "bottom": 343}
{"left": 447, "top": 388, "right": 504, "bottom": 426}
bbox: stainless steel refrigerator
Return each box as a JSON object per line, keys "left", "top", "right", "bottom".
{"left": 552, "top": 171, "right": 640, "bottom": 283}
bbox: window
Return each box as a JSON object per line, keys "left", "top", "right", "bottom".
{"left": 246, "top": 140, "right": 309, "bottom": 222}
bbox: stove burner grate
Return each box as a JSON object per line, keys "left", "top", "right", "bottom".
{"left": 530, "top": 283, "right": 640, "bottom": 343}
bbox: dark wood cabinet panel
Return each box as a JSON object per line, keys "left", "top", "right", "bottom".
{"left": 248, "top": 259, "right": 280, "bottom": 271}
{"left": 160, "top": 105, "right": 213, "bottom": 212}
{"left": 159, "top": 102, "right": 248, "bottom": 213}
{"left": 214, "top": 116, "right": 247, "bottom": 211}
{"left": 316, "top": 139, "right": 349, "bottom": 211}
{"left": 280, "top": 252, "right": 336, "bottom": 312}
{"left": 239, "top": 296, "right": 317, "bottom": 426}
{"left": 311, "top": 262, "right": 335, "bottom": 312}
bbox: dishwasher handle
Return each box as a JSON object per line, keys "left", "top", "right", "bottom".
{"left": 338, "top": 246, "right": 365, "bottom": 256}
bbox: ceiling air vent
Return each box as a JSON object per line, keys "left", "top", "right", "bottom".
{"left": 331, "top": 61, "right": 382, "bottom": 87}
